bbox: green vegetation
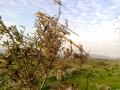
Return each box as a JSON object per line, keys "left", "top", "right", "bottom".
{"left": 0, "top": 0, "right": 120, "bottom": 90}
{"left": 42, "top": 59, "right": 120, "bottom": 90}
{"left": 1, "top": 57, "right": 120, "bottom": 90}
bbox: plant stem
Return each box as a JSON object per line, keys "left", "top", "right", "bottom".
{"left": 40, "top": 73, "right": 49, "bottom": 90}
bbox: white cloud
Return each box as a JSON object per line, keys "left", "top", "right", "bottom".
{"left": 1, "top": 0, "right": 120, "bottom": 57}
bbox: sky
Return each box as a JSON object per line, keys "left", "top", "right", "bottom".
{"left": 1, "top": 0, "right": 120, "bottom": 58}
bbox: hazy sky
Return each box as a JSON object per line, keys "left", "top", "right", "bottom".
{"left": 1, "top": 0, "right": 120, "bottom": 57}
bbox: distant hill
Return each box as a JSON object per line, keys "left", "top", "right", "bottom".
{"left": 0, "top": 47, "right": 120, "bottom": 60}
{"left": 89, "top": 54, "right": 116, "bottom": 60}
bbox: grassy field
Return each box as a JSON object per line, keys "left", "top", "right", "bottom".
{"left": 0, "top": 58, "right": 120, "bottom": 90}
{"left": 43, "top": 59, "right": 120, "bottom": 90}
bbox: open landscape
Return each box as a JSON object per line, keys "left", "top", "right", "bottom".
{"left": 46, "top": 58, "right": 120, "bottom": 90}
{"left": 0, "top": 0, "right": 120, "bottom": 90}
{"left": 1, "top": 58, "right": 120, "bottom": 90}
